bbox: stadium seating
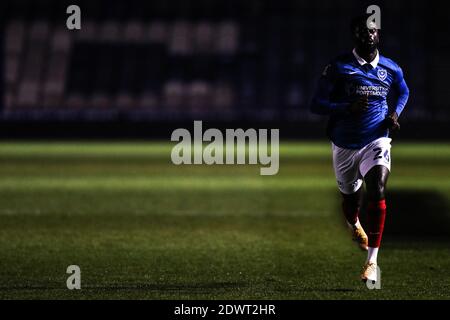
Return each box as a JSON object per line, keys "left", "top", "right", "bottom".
{"left": 0, "top": 0, "right": 443, "bottom": 121}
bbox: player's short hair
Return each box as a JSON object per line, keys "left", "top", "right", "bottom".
{"left": 350, "top": 14, "right": 379, "bottom": 33}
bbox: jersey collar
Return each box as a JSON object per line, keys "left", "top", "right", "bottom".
{"left": 352, "top": 48, "right": 379, "bottom": 68}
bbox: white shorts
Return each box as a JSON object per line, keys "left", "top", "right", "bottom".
{"left": 332, "top": 137, "right": 392, "bottom": 194}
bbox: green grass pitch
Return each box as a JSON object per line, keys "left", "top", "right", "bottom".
{"left": 0, "top": 141, "right": 449, "bottom": 299}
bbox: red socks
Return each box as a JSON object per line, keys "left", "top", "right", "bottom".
{"left": 367, "top": 199, "right": 387, "bottom": 248}
{"left": 342, "top": 200, "right": 359, "bottom": 225}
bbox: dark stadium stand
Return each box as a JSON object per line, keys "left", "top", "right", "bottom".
{"left": 0, "top": 0, "right": 449, "bottom": 138}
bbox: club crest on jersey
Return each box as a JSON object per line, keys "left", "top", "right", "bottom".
{"left": 377, "top": 68, "right": 387, "bottom": 81}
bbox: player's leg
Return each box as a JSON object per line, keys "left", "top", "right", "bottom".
{"left": 332, "top": 143, "right": 368, "bottom": 251}
{"left": 341, "top": 187, "right": 362, "bottom": 225}
{"left": 359, "top": 137, "right": 392, "bottom": 282}
{"left": 364, "top": 165, "right": 389, "bottom": 263}
{"left": 341, "top": 187, "right": 368, "bottom": 251}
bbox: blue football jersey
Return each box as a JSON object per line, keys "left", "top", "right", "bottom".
{"left": 310, "top": 50, "right": 409, "bottom": 149}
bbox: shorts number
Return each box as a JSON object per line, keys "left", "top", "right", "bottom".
{"left": 373, "top": 147, "right": 390, "bottom": 162}
{"left": 383, "top": 150, "right": 390, "bottom": 162}
{"left": 373, "top": 147, "right": 382, "bottom": 160}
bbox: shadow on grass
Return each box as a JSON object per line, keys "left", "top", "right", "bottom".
{"left": 287, "top": 288, "right": 357, "bottom": 293}
{"left": 0, "top": 281, "right": 248, "bottom": 292}
{"left": 339, "top": 190, "right": 450, "bottom": 239}
{"left": 377, "top": 190, "right": 449, "bottom": 238}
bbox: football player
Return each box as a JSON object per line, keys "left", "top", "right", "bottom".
{"left": 310, "top": 14, "right": 409, "bottom": 283}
